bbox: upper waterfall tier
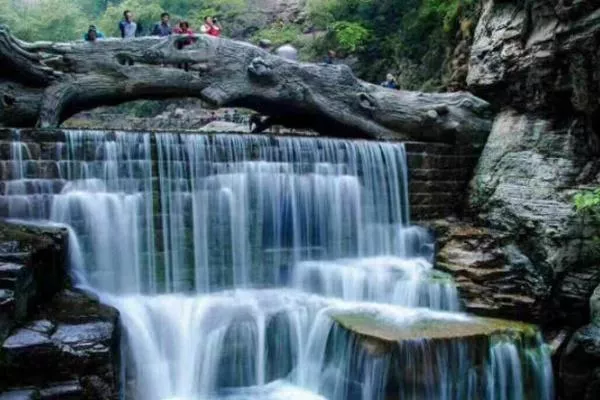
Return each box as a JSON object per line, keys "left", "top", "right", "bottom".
{"left": 1, "top": 129, "right": 419, "bottom": 295}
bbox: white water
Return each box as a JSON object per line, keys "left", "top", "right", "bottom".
{"left": 1, "top": 129, "right": 553, "bottom": 399}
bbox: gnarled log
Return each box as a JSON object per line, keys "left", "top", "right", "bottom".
{"left": 0, "top": 25, "right": 493, "bottom": 143}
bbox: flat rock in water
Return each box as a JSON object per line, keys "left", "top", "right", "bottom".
{"left": 330, "top": 306, "right": 535, "bottom": 343}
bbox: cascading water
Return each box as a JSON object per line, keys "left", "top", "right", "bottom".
{"left": 1, "top": 129, "right": 554, "bottom": 400}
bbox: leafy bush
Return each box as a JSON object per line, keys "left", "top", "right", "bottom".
{"left": 252, "top": 24, "right": 303, "bottom": 48}
{"left": 306, "top": 0, "right": 478, "bottom": 88}
{"left": 0, "top": 0, "right": 89, "bottom": 41}
{"left": 574, "top": 188, "right": 600, "bottom": 261}
{"left": 575, "top": 188, "right": 600, "bottom": 221}
{"left": 329, "top": 21, "right": 369, "bottom": 52}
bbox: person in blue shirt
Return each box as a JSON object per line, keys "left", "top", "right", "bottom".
{"left": 152, "top": 12, "right": 172, "bottom": 37}
{"left": 84, "top": 25, "right": 104, "bottom": 41}
{"left": 119, "top": 10, "right": 138, "bottom": 39}
{"left": 381, "top": 73, "right": 399, "bottom": 89}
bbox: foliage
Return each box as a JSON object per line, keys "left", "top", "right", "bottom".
{"left": 575, "top": 188, "right": 600, "bottom": 222}
{"left": 251, "top": 24, "right": 303, "bottom": 48}
{"left": 574, "top": 188, "right": 600, "bottom": 261}
{"left": 329, "top": 21, "right": 369, "bottom": 53}
{"left": 306, "top": 0, "right": 478, "bottom": 88}
{"left": 0, "top": 0, "right": 89, "bottom": 41}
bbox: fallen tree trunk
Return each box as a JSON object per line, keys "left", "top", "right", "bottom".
{"left": 0, "top": 25, "right": 492, "bottom": 143}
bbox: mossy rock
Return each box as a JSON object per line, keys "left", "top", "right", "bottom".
{"left": 330, "top": 307, "right": 537, "bottom": 344}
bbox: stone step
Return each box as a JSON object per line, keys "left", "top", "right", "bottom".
{"left": 409, "top": 180, "right": 466, "bottom": 193}
{"left": 409, "top": 167, "right": 472, "bottom": 181}
{"left": 410, "top": 205, "right": 456, "bottom": 220}
{"left": 0, "top": 262, "right": 35, "bottom": 327}
{"left": 0, "top": 263, "right": 28, "bottom": 290}
{"left": 409, "top": 192, "right": 461, "bottom": 206}
{"left": 0, "top": 253, "right": 31, "bottom": 264}
{"left": 406, "top": 153, "right": 480, "bottom": 169}
{"left": 403, "top": 141, "right": 481, "bottom": 155}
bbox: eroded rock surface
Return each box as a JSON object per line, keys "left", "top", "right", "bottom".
{"left": 0, "top": 290, "right": 119, "bottom": 399}
{"left": 434, "top": 221, "right": 551, "bottom": 322}
{"left": 466, "top": 1, "right": 600, "bottom": 395}
{"left": 561, "top": 284, "right": 600, "bottom": 399}
{"left": 467, "top": 0, "right": 600, "bottom": 326}
{"left": 0, "top": 221, "right": 120, "bottom": 399}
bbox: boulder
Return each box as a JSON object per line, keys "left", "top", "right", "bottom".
{"left": 327, "top": 306, "right": 547, "bottom": 399}
{"left": 560, "top": 284, "right": 600, "bottom": 399}
{"left": 0, "top": 290, "right": 120, "bottom": 399}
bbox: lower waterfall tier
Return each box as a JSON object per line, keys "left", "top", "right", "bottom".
{"left": 109, "top": 290, "right": 552, "bottom": 400}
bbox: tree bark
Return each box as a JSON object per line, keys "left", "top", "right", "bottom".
{"left": 0, "top": 25, "right": 493, "bottom": 143}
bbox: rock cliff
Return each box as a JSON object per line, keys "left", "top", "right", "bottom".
{"left": 467, "top": 0, "right": 600, "bottom": 325}
{"left": 465, "top": 0, "right": 600, "bottom": 396}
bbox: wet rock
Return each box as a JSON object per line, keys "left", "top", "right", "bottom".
{"left": 468, "top": 109, "right": 600, "bottom": 326}
{"left": 0, "top": 290, "right": 119, "bottom": 399}
{"left": 467, "top": 0, "right": 600, "bottom": 329}
{"left": 328, "top": 307, "right": 544, "bottom": 398}
{"left": 39, "top": 381, "right": 82, "bottom": 399}
{"left": 560, "top": 284, "right": 600, "bottom": 399}
{"left": 0, "top": 390, "right": 38, "bottom": 400}
{"left": 434, "top": 222, "right": 550, "bottom": 322}
{"left": 468, "top": 0, "right": 600, "bottom": 119}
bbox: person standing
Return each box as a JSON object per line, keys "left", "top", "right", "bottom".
{"left": 152, "top": 12, "right": 172, "bottom": 37}
{"left": 381, "top": 73, "right": 399, "bottom": 89}
{"left": 84, "top": 25, "right": 104, "bottom": 41}
{"left": 201, "top": 16, "right": 221, "bottom": 37}
{"left": 119, "top": 10, "right": 138, "bottom": 39}
{"left": 324, "top": 50, "right": 336, "bottom": 64}
{"left": 173, "top": 21, "right": 195, "bottom": 47}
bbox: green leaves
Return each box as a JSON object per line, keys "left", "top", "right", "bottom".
{"left": 574, "top": 188, "right": 600, "bottom": 219}
{"left": 0, "top": 0, "right": 89, "bottom": 41}
{"left": 252, "top": 24, "right": 302, "bottom": 48}
{"left": 329, "top": 21, "right": 369, "bottom": 52}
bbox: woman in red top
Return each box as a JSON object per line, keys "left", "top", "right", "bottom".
{"left": 174, "top": 21, "right": 195, "bottom": 47}
{"left": 201, "top": 16, "right": 221, "bottom": 37}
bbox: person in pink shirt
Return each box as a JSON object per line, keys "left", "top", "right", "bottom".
{"left": 173, "top": 21, "right": 195, "bottom": 47}
{"left": 201, "top": 16, "right": 221, "bottom": 37}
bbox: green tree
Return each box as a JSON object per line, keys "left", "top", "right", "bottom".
{"left": 330, "top": 21, "right": 369, "bottom": 52}
{"left": 0, "top": 0, "right": 89, "bottom": 41}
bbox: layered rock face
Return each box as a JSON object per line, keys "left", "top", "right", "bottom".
{"left": 465, "top": 0, "right": 600, "bottom": 396}
{"left": 434, "top": 221, "right": 550, "bottom": 322}
{"left": 467, "top": 0, "right": 600, "bottom": 326}
{"left": 0, "top": 222, "right": 120, "bottom": 399}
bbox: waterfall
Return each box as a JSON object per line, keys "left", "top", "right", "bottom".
{"left": 1, "top": 129, "right": 554, "bottom": 400}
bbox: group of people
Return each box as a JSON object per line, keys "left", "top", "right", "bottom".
{"left": 84, "top": 10, "right": 222, "bottom": 42}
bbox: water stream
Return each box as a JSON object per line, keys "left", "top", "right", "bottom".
{"left": 1, "top": 129, "right": 554, "bottom": 399}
